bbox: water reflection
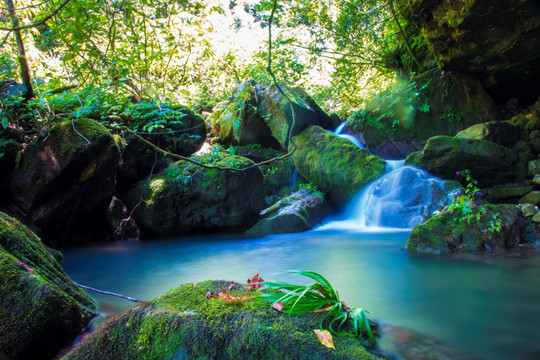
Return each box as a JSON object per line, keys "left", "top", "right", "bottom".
{"left": 62, "top": 231, "right": 540, "bottom": 360}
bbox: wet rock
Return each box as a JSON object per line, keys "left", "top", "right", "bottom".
{"left": 291, "top": 126, "right": 387, "bottom": 208}
{"left": 63, "top": 280, "right": 381, "bottom": 360}
{"left": 0, "top": 212, "right": 97, "bottom": 360}
{"left": 528, "top": 159, "right": 540, "bottom": 177}
{"left": 126, "top": 151, "right": 264, "bottom": 237}
{"left": 518, "top": 191, "right": 540, "bottom": 206}
{"left": 407, "top": 204, "right": 527, "bottom": 254}
{"left": 517, "top": 203, "right": 536, "bottom": 218}
{"left": 405, "top": 135, "right": 521, "bottom": 187}
{"left": 10, "top": 118, "right": 121, "bottom": 247}
{"left": 105, "top": 197, "right": 140, "bottom": 241}
{"left": 487, "top": 185, "right": 533, "bottom": 201}
{"left": 455, "top": 121, "right": 520, "bottom": 147}
{"left": 247, "top": 187, "right": 331, "bottom": 235}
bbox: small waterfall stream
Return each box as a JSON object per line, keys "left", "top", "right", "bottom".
{"left": 320, "top": 125, "right": 458, "bottom": 231}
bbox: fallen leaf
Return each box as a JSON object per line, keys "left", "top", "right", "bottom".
{"left": 271, "top": 301, "right": 283, "bottom": 312}
{"left": 228, "top": 283, "right": 235, "bottom": 290}
{"left": 15, "top": 261, "right": 34, "bottom": 273}
{"left": 206, "top": 290, "right": 249, "bottom": 302}
{"left": 314, "top": 329, "right": 335, "bottom": 350}
{"left": 247, "top": 273, "right": 264, "bottom": 290}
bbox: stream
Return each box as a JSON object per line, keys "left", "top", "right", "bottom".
{"left": 62, "top": 229, "right": 540, "bottom": 360}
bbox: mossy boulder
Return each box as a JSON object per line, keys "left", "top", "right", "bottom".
{"left": 260, "top": 84, "right": 334, "bottom": 149}
{"left": 10, "top": 118, "right": 121, "bottom": 246}
{"left": 487, "top": 185, "right": 533, "bottom": 201}
{"left": 126, "top": 152, "right": 265, "bottom": 236}
{"left": 63, "top": 280, "right": 381, "bottom": 360}
{"left": 406, "top": 204, "right": 527, "bottom": 254}
{"left": 405, "top": 135, "right": 521, "bottom": 187}
{"left": 210, "top": 80, "right": 280, "bottom": 149}
{"left": 455, "top": 121, "right": 520, "bottom": 147}
{"left": 397, "top": 0, "right": 540, "bottom": 105}
{"left": 247, "top": 187, "right": 331, "bottom": 235}
{"left": 518, "top": 191, "right": 540, "bottom": 206}
{"left": 117, "top": 106, "right": 207, "bottom": 193}
{"left": 0, "top": 212, "right": 97, "bottom": 360}
{"left": 291, "top": 126, "right": 386, "bottom": 209}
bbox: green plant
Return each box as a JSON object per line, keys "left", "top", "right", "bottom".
{"left": 258, "top": 270, "right": 374, "bottom": 342}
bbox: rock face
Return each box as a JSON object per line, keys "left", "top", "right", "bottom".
{"left": 405, "top": 135, "right": 521, "bottom": 187}
{"left": 117, "top": 106, "right": 207, "bottom": 193}
{"left": 455, "top": 121, "right": 520, "bottom": 147}
{"left": 10, "top": 118, "right": 121, "bottom": 246}
{"left": 126, "top": 152, "right": 265, "bottom": 236}
{"left": 397, "top": 0, "right": 540, "bottom": 105}
{"left": 259, "top": 84, "right": 334, "bottom": 149}
{"left": 0, "top": 212, "right": 97, "bottom": 360}
{"left": 291, "top": 126, "right": 387, "bottom": 208}
{"left": 211, "top": 81, "right": 280, "bottom": 149}
{"left": 63, "top": 280, "right": 380, "bottom": 360}
{"left": 406, "top": 204, "right": 527, "bottom": 254}
{"left": 247, "top": 187, "right": 331, "bottom": 235}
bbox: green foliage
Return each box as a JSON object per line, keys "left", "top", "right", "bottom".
{"left": 447, "top": 170, "right": 502, "bottom": 238}
{"left": 210, "top": 84, "right": 253, "bottom": 142}
{"left": 348, "top": 77, "right": 430, "bottom": 135}
{"left": 259, "top": 270, "right": 374, "bottom": 342}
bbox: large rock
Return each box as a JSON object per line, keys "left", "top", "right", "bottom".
{"left": 10, "top": 118, "right": 121, "bottom": 246}
{"left": 455, "top": 121, "right": 520, "bottom": 147}
{"left": 247, "top": 187, "right": 331, "bottom": 235}
{"left": 405, "top": 135, "right": 521, "bottom": 187}
{"left": 0, "top": 212, "right": 97, "bottom": 360}
{"left": 260, "top": 84, "right": 334, "bottom": 149}
{"left": 126, "top": 151, "right": 265, "bottom": 236}
{"left": 291, "top": 126, "right": 387, "bottom": 208}
{"left": 63, "top": 280, "right": 381, "bottom": 360}
{"left": 406, "top": 204, "right": 527, "bottom": 254}
{"left": 0, "top": 128, "right": 22, "bottom": 196}
{"left": 117, "top": 106, "right": 207, "bottom": 193}
{"left": 210, "top": 81, "right": 280, "bottom": 149}
{"left": 397, "top": 0, "right": 540, "bottom": 105}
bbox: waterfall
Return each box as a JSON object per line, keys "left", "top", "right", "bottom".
{"left": 317, "top": 160, "right": 457, "bottom": 231}
{"left": 334, "top": 123, "right": 365, "bottom": 148}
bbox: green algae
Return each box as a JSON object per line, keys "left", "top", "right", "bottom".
{"left": 64, "top": 280, "right": 381, "bottom": 360}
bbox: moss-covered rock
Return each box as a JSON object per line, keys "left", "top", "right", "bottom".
{"left": 0, "top": 128, "right": 22, "bottom": 197}
{"left": 126, "top": 152, "right": 265, "bottom": 236}
{"left": 260, "top": 84, "right": 334, "bottom": 149}
{"left": 487, "top": 185, "right": 533, "bottom": 201}
{"left": 406, "top": 204, "right": 527, "bottom": 254}
{"left": 210, "top": 81, "right": 280, "bottom": 149}
{"left": 291, "top": 126, "right": 387, "bottom": 208}
{"left": 396, "top": 0, "right": 540, "bottom": 105}
{"left": 63, "top": 280, "right": 381, "bottom": 360}
{"left": 10, "top": 118, "right": 120, "bottom": 246}
{"left": 405, "top": 135, "right": 521, "bottom": 187}
{"left": 518, "top": 191, "right": 540, "bottom": 206}
{"left": 117, "top": 106, "right": 207, "bottom": 193}
{"left": 247, "top": 187, "right": 331, "bottom": 235}
{"left": 455, "top": 121, "right": 520, "bottom": 147}
{"left": 0, "top": 212, "right": 97, "bottom": 360}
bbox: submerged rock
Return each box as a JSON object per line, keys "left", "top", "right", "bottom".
{"left": 10, "top": 118, "right": 121, "bottom": 246}
{"left": 126, "top": 152, "right": 265, "bottom": 236}
{"left": 291, "top": 126, "right": 387, "bottom": 209}
{"left": 63, "top": 280, "right": 381, "bottom": 360}
{"left": 0, "top": 212, "right": 97, "bottom": 360}
{"left": 406, "top": 204, "right": 527, "bottom": 254}
{"left": 247, "top": 187, "right": 331, "bottom": 235}
{"left": 405, "top": 135, "right": 521, "bottom": 187}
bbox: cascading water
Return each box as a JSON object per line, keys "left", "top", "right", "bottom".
{"left": 318, "top": 161, "right": 457, "bottom": 231}
{"left": 334, "top": 122, "right": 365, "bottom": 148}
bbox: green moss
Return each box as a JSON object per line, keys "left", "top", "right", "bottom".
{"left": 65, "top": 280, "right": 381, "bottom": 360}
{"left": 0, "top": 212, "right": 97, "bottom": 359}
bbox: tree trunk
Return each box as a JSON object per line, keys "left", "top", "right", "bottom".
{"left": 5, "top": 0, "right": 34, "bottom": 99}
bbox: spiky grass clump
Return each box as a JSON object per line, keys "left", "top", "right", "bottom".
{"left": 258, "top": 270, "right": 374, "bottom": 341}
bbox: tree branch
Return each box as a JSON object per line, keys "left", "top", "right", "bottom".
{"left": 0, "top": 0, "right": 71, "bottom": 32}
{"left": 387, "top": 0, "right": 423, "bottom": 70}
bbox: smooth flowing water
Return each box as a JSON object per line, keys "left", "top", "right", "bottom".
{"left": 62, "top": 230, "right": 540, "bottom": 360}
